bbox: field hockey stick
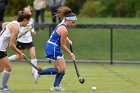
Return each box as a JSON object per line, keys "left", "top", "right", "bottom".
{"left": 69, "top": 45, "right": 85, "bottom": 84}
{"left": 24, "top": 57, "right": 42, "bottom": 71}
{"left": 17, "top": 25, "right": 34, "bottom": 38}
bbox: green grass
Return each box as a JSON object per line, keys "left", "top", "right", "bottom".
{"left": 76, "top": 17, "right": 140, "bottom": 24}
{"left": 0, "top": 62, "right": 140, "bottom": 93}
{"left": 5, "top": 16, "right": 140, "bottom": 24}
{"left": 5, "top": 17, "right": 140, "bottom": 61}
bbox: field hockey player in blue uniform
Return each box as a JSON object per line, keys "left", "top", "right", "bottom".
{"left": 38, "top": 6, "right": 76, "bottom": 91}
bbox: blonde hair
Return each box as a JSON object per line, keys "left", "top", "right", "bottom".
{"left": 23, "top": 6, "right": 33, "bottom": 13}
{"left": 55, "top": 6, "right": 76, "bottom": 20}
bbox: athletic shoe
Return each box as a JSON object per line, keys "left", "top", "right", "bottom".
{"left": 50, "top": 86, "right": 65, "bottom": 91}
{"left": 33, "top": 72, "right": 39, "bottom": 83}
{"left": 0, "top": 86, "right": 12, "bottom": 91}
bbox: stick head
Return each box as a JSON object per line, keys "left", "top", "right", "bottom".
{"left": 79, "top": 77, "right": 85, "bottom": 84}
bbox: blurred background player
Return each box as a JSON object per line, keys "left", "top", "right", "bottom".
{"left": 38, "top": 6, "right": 76, "bottom": 91}
{"left": 8, "top": 6, "right": 39, "bottom": 83}
{"left": 0, "top": 0, "right": 9, "bottom": 30}
{"left": 48, "top": 0, "right": 65, "bottom": 23}
{"left": 33, "top": 0, "right": 47, "bottom": 30}
{"left": 0, "top": 11, "right": 30, "bottom": 91}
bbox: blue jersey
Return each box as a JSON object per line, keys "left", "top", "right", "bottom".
{"left": 46, "top": 23, "right": 67, "bottom": 61}
{"left": 48, "top": 23, "right": 66, "bottom": 46}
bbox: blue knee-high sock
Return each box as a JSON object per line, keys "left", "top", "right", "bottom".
{"left": 54, "top": 71, "right": 65, "bottom": 87}
{"left": 38, "top": 68, "right": 58, "bottom": 75}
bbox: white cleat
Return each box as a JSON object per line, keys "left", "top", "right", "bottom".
{"left": 50, "top": 86, "right": 65, "bottom": 91}
{"left": 0, "top": 86, "right": 13, "bottom": 91}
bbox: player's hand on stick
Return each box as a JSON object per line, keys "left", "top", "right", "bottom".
{"left": 21, "top": 31, "right": 26, "bottom": 35}
{"left": 18, "top": 52, "right": 25, "bottom": 59}
{"left": 69, "top": 44, "right": 76, "bottom": 61}
{"left": 31, "top": 31, "right": 36, "bottom": 35}
{"left": 70, "top": 53, "right": 76, "bottom": 61}
{"left": 17, "top": 26, "right": 33, "bottom": 39}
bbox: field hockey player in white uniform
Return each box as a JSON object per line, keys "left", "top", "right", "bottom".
{"left": 0, "top": 11, "right": 30, "bottom": 91}
{"left": 8, "top": 6, "right": 39, "bottom": 83}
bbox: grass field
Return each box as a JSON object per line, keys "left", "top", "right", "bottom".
{"left": 2, "top": 16, "right": 140, "bottom": 93}
{"left": 0, "top": 62, "right": 139, "bottom": 93}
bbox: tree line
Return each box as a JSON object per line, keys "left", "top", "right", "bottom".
{"left": 5, "top": 0, "right": 140, "bottom": 17}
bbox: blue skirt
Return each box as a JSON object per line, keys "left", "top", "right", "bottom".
{"left": 45, "top": 43, "right": 63, "bottom": 61}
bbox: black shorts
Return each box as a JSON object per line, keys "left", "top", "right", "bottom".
{"left": 16, "top": 41, "right": 34, "bottom": 50}
{"left": 0, "top": 51, "right": 7, "bottom": 59}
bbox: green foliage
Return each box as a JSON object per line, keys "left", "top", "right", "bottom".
{"left": 5, "top": 0, "right": 33, "bottom": 16}
{"left": 119, "top": 0, "right": 135, "bottom": 17}
{"left": 25, "top": 0, "right": 34, "bottom": 6}
{"left": 5, "top": 0, "right": 140, "bottom": 17}
{"left": 100, "top": 0, "right": 119, "bottom": 17}
{"left": 65, "top": 0, "right": 87, "bottom": 14}
{"left": 101, "top": 0, "right": 140, "bottom": 17}
{"left": 79, "top": 0, "right": 140, "bottom": 17}
{"left": 79, "top": 0, "right": 106, "bottom": 17}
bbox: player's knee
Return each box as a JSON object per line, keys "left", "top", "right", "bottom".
{"left": 16, "top": 54, "right": 21, "bottom": 60}
{"left": 30, "top": 54, "right": 36, "bottom": 59}
{"left": 58, "top": 67, "right": 66, "bottom": 73}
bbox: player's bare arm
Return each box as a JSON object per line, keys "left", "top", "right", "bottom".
{"left": 8, "top": 24, "right": 24, "bottom": 58}
{"left": 58, "top": 26, "right": 75, "bottom": 60}
{"left": 67, "top": 37, "right": 72, "bottom": 45}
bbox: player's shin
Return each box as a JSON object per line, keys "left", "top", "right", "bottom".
{"left": 38, "top": 68, "right": 58, "bottom": 75}
{"left": 31, "top": 59, "right": 37, "bottom": 73}
{"left": 8, "top": 55, "right": 17, "bottom": 61}
{"left": 54, "top": 71, "right": 65, "bottom": 87}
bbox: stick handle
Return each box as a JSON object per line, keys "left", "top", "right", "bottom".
{"left": 69, "top": 45, "right": 80, "bottom": 78}
{"left": 24, "top": 57, "right": 40, "bottom": 71}
{"left": 17, "top": 26, "right": 33, "bottom": 39}
{"left": 73, "top": 60, "right": 80, "bottom": 77}
{"left": 70, "top": 45, "right": 73, "bottom": 53}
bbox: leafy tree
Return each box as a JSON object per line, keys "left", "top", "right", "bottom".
{"left": 5, "top": 0, "right": 140, "bottom": 17}
{"left": 80, "top": 0, "right": 140, "bottom": 17}
{"left": 65, "top": 0, "right": 86, "bottom": 14}
{"left": 5, "top": 0, "right": 33, "bottom": 16}
{"left": 79, "top": 0, "right": 106, "bottom": 17}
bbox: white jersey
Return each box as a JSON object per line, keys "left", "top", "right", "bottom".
{"left": 17, "top": 18, "right": 34, "bottom": 43}
{"left": 0, "top": 21, "right": 20, "bottom": 51}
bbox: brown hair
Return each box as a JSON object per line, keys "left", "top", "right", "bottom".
{"left": 55, "top": 6, "right": 76, "bottom": 20}
{"left": 17, "top": 11, "right": 31, "bottom": 22}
